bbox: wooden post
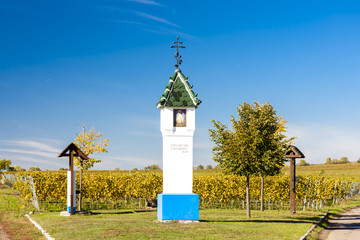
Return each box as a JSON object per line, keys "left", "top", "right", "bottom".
{"left": 290, "top": 157, "right": 296, "bottom": 214}
{"left": 285, "top": 145, "right": 305, "bottom": 215}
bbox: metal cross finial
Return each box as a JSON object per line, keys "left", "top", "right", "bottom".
{"left": 170, "top": 36, "right": 185, "bottom": 70}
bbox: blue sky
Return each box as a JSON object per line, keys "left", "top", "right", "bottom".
{"left": 1, "top": 0, "right": 360, "bottom": 170}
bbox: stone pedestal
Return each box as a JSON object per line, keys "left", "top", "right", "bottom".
{"left": 157, "top": 194, "right": 199, "bottom": 221}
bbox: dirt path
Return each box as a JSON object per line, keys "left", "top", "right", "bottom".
{"left": 0, "top": 220, "right": 10, "bottom": 240}
{"left": 318, "top": 207, "right": 360, "bottom": 240}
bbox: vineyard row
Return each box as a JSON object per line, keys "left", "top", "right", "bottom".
{"left": 11, "top": 172, "right": 359, "bottom": 206}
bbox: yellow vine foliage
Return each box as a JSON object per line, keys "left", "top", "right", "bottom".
{"left": 13, "top": 172, "right": 358, "bottom": 205}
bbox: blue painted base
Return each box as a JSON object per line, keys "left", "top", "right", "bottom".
{"left": 67, "top": 206, "right": 76, "bottom": 213}
{"left": 157, "top": 193, "right": 199, "bottom": 221}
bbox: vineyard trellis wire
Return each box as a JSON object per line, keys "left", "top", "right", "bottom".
{"left": 10, "top": 171, "right": 360, "bottom": 212}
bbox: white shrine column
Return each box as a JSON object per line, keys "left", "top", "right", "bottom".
{"left": 156, "top": 62, "right": 201, "bottom": 221}
{"left": 161, "top": 107, "right": 195, "bottom": 194}
{"left": 67, "top": 171, "right": 76, "bottom": 213}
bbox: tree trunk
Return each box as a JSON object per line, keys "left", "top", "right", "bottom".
{"left": 261, "top": 175, "right": 264, "bottom": 212}
{"left": 246, "top": 175, "right": 251, "bottom": 218}
{"left": 78, "top": 168, "right": 83, "bottom": 212}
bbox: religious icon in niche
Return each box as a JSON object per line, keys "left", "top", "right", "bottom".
{"left": 174, "top": 109, "right": 186, "bottom": 127}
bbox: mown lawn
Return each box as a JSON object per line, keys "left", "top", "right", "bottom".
{"left": 28, "top": 194, "right": 360, "bottom": 240}
{"left": 2, "top": 182, "right": 360, "bottom": 239}
{"left": 29, "top": 207, "right": 324, "bottom": 240}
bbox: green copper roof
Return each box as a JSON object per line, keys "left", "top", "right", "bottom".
{"left": 156, "top": 71, "right": 202, "bottom": 109}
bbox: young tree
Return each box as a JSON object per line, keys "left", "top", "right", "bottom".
{"left": 298, "top": 159, "right": 310, "bottom": 166}
{"left": 74, "top": 125, "right": 109, "bottom": 211}
{"left": 209, "top": 102, "right": 292, "bottom": 218}
{"left": 196, "top": 164, "right": 204, "bottom": 170}
{"left": 28, "top": 167, "right": 42, "bottom": 171}
{"left": 339, "top": 157, "right": 349, "bottom": 164}
{"left": 0, "top": 159, "right": 12, "bottom": 175}
{"left": 13, "top": 165, "right": 26, "bottom": 171}
{"left": 206, "top": 164, "right": 213, "bottom": 170}
{"left": 144, "top": 164, "right": 161, "bottom": 170}
{"left": 257, "top": 114, "right": 292, "bottom": 211}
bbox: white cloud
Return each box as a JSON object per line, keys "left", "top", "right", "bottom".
{"left": 9, "top": 155, "right": 61, "bottom": 168}
{"left": 287, "top": 123, "right": 360, "bottom": 164}
{"left": 0, "top": 139, "right": 64, "bottom": 169}
{"left": 115, "top": 20, "right": 147, "bottom": 26}
{"left": 0, "top": 148, "right": 56, "bottom": 158}
{"left": 2, "top": 140, "right": 60, "bottom": 153}
{"left": 144, "top": 28, "right": 199, "bottom": 40}
{"left": 132, "top": 11, "right": 179, "bottom": 27}
{"left": 0, "top": 140, "right": 62, "bottom": 159}
{"left": 127, "top": 0, "right": 162, "bottom": 6}
{"left": 103, "top": 155, "right": 159, "bottom": 168}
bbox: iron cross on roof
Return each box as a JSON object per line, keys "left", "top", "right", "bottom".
{"left": 170, "top": 36, "right": 185, "bottom": 70}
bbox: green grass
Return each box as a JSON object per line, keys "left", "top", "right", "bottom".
{"left": 4, "top": 163, "right": 360, "bottom": 239}
{"left": 29, "top": 195, "right": 360, "bottom": 240}
{"left": 0, "top": 184, "right": 45, "bottom": 239}
{"left": 29, "top": 207, "right": 326, "bottom": 240}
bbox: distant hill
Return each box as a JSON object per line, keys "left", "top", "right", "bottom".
{"left": 282, "top": 162, "right": 360, "bottom": 179}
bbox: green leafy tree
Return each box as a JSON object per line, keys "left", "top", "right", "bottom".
{"left": 0, "top": 159, "right": 12, "bottom": 175}
{"left": 209, "top": 102, "right": 292, "bottom": 218}
{"left": 298, "top": 159, "right": 310, "bottom": 166}
{"left": 214, "top": 164, "right": 222, "bottom": 170}
{"left": 339, "top": 157, "right": 349, "bottom": 164}
{"left": 205, "top": 164, "right": 213, "bottom": 170}
{"left": 13, "top": 165, "right": 26, "bottom": 171}
{"left": 144, "top": 164, "right": 161, "bottom": 170}
{"left": 28, "top": 167, "right": 41, "bottom": 171}
{"left": 74, "top": 125, "right": 109, "bottom": 211}
{"left": 197, "top": 165, "right": 204, "bottom": 170}
{"left": 326, "top": 157, "right": 350, "bottom": 164}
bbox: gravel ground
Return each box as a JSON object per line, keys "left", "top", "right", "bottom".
{"left": 0, "top": 221, "right": 10, "bottom": 240}
{"left": 318, "top": 207, "right": 360, "bottom": 240}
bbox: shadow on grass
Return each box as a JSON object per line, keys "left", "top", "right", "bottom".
{"left": 91, "top": 209, "right": 156, "bottom": 215}
{"left": 201, "top": 216, "right": 319, "bottom": 224}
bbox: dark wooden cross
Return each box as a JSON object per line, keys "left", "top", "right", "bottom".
{"left": 170, "top": 36, "right": 185, "bottom": 69}
{"left": 58, "top": 142, "right": 88, "bottom": 215}
{"left": 285, "top": 145, "right": 305, "bottom": 214}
